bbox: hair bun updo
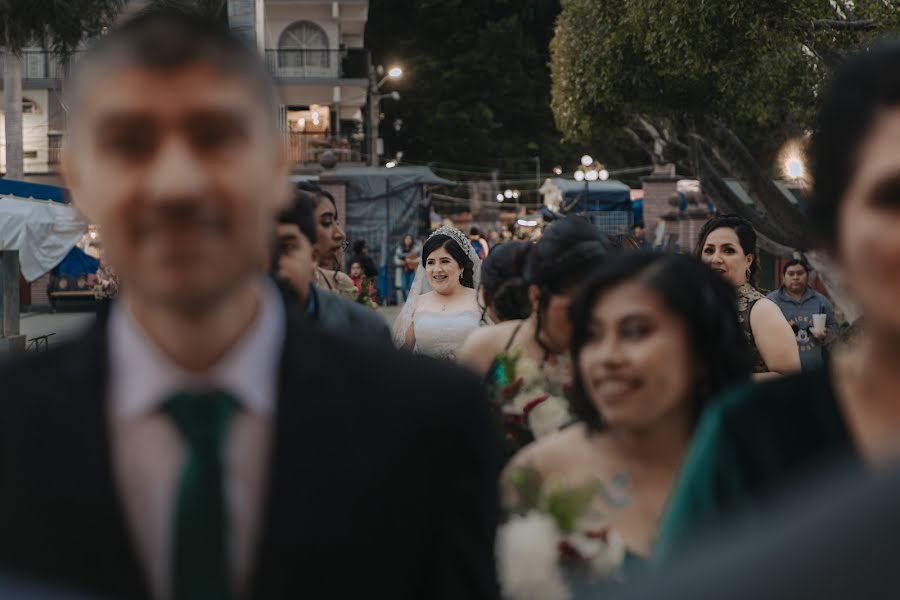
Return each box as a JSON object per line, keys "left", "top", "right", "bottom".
{"left": 481, "top": 241, "right": 534, "bottom": 322}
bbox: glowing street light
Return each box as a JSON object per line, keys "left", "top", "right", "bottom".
{"left": 574, "top": 170, "right": 585, "bottom": 182}
{"left": 388, "top": 66, "right": 403, "bottom": 79}
{"left": 504, "top": 189, "right": 514, "bottom": 199}
{"left": 512, "top": 191, "right": 520, "bottom": 199}
{"left": 785, "top": 156, "right": 805, "bottom": 179}
{"left": 496, "top": 193, "right": 505, "bottom": 202}
{"left": 585, "top": 169, "right": 599, "bottom": 181}
{"left": 553, "top": 166, "right": 563, "bottom": 175}
{"left": 581, "top": 155, "right": 594, "bottom": 167}
{"left": 599, "top": 169, "right": 609, "bottom": 181}
{"left": 385, "top": 160, "right": 397, "bottom": 168}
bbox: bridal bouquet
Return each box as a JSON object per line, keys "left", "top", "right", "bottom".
{"left": 498, "top": 466, "right": 627, "bottom": 600}
{"left": 492, "top": 348, "right": 576, "bottom": 453}
{"left": 353, "top": 275, "right": 379, "bottom": 310}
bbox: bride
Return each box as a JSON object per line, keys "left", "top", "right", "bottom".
{"left": 393, "top": 225, "right": 482, "bottom": 359}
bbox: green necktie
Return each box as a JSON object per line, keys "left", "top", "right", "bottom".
{"left": 163, "top": 390, "right": 239, "bottom": 600}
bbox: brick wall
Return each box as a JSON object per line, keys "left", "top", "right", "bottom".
{"left": 641, "top": 175, "right": 680, "bottom": 231}
{"left": 29, "top": 272, "right": 51, "bottom": 308}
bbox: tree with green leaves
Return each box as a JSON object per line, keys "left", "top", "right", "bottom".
{"left": 550, "top": 0, "right": 900, "bottom": 251}
{"left": 367, "top": 0, "right": 621, "bottom": 186}
{"left": 0, "top": 0, "right": 127, "bottom": 179}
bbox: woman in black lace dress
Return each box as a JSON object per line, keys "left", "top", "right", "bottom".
{"left": 695, "top": 215, "right": 800, "bottom": 379}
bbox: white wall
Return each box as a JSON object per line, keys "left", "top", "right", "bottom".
{"left": 0, "top": 88, "right": 51, "bottom": 174}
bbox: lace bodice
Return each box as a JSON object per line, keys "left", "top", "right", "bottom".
{"left": 413, "top": 310, "right": 481, "bottom": 360}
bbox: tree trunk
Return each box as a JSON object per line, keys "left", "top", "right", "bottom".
{"left": 3, "top": 51, "right": 23, "bottom": 180}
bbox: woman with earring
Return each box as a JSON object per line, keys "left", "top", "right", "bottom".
{"left": 309, "top": 188, "right": 356, "bottom": 300}
{"left": 392, "top": 225, "right": 482, "bottom": 360}
{"left": 695, "top": 215, "right": 799, "bottom": 379}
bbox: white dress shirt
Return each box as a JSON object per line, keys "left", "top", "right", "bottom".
{"left": 107, "top": 280, "right": 285, "bottom": 600}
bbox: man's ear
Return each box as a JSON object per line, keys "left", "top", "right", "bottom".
{"left": 60, "top": 145, "right": 89, "bottom": 219}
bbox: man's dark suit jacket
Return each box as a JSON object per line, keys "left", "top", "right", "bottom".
{"left": 0, "top": 309, "right": 501, "bottom": 599}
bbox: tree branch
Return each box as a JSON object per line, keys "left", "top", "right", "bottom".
{"left": 811, "top": 19, "right": 875, "bottom": 31}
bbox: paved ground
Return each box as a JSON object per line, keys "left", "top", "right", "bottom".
{"left": 19, "top": 311, "right": 95, "bottom": 346}
{"left": 16, "top": 304, "right": 401, "bottom": 351}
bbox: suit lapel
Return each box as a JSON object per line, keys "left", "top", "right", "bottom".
{"left": 247, "top": 310, "right": 328, "bottom": 597}
{"left": 61, "top": 320, "right": 151, "bottom": 598}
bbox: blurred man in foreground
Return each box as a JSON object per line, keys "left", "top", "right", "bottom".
{"left": 0, "top": 9, "right": 500, "bottom": 600}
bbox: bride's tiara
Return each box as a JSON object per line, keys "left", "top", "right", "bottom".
{"left": 429, "top": 225, "right": 473, "bottom": 257}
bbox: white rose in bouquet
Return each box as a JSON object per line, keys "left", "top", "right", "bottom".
{"left": 516, "top": 357, "right": 543, "bottom": 388}
{"left": 497, "top": 511, "right": 571, "bottom": 600}
{"left": 527, "top": 395, "right": 573, "bottom": 438}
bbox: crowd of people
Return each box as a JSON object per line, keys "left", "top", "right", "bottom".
{"left": 3, "top": 7, "right": 900, "bottom": 600}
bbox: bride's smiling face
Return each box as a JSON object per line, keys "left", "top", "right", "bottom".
{"left": 426, "top": 246, "right": 463, "bottom": 295}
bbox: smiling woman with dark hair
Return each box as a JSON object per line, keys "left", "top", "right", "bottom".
{"left": 696, "top": 214, "right": 800, "bottom": 378}
{"left": 501, "top": 253, "right": 750, "bottom": 591}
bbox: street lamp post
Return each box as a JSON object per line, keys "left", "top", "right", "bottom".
{"left": 571, "top": 155, "right": 609, "bottom": 212}
{"left": 368, "top": 65, "right": 403, "bottom": 166}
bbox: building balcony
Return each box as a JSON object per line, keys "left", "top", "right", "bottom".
{"left": 265, "top": 48, "right": 369, "bottom": 82}
{"left": 285, "top": 131, "right": 364, "bottom": 165}
{"left": 0, "top": 50, "right": 77, "bottom": 87}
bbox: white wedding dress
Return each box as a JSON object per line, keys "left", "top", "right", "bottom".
{"left": 392, "top": 226, "right": 484, "bottom": 360}
{"left": 413, "top": 309, "right": 482, "bottom": 360}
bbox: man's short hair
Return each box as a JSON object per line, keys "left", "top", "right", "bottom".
{"left": 631, "top": 221, "right": 645, "bottom": 230}
{"left": 783, "top": 258, "right": 810, "bottom": 275}
{"left": 65, "top": 7, "right": 277, "bottom": 122}
{"left": 278, "top": 187, "right": 318, "bottom": 243}
{"left": 352, "top": 239, "right": 367, "bottom": 254}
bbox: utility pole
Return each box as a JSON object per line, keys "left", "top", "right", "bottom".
{"left": 367, "top": 64, "right": 379, "bottom": 166}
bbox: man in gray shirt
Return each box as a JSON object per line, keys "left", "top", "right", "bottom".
{"left": 767, "top": 259, "right": 837, "bottom": 371}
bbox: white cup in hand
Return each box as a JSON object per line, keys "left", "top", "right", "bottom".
{"left": 812, "top": 313, "right": 827, "bottom": 336}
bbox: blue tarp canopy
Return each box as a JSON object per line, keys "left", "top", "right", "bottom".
{"left": 0, "top": 179, "right": 68, "bottom": 203}
{"left": 0, "top": 179, "right": 91, "bottom": 280}
{"left": 55, "top": 245, "right": 99, "bottom": 278}
{"left": 326, "top": 166, "right": 456, "bottom": 300}
{"left": 552, "top": 178, "right": 632, "bottom": 213}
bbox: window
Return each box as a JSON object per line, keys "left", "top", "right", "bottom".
{"left": 278, "top": 21, "right": 330, "bottom": 70}
{"left": 22, "top": 98, "right": 39, "bottom": 114}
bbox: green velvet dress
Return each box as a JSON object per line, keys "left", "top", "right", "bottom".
{"left": 655, "top": 364, "right": 857, "bottom": 562}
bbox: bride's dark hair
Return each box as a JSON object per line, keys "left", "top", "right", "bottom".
{"left": 422, "top": 234, "right": 475, "bottom": 288}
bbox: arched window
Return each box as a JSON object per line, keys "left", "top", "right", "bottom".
{"left": 278, "top": 21, "right": 330, "bottom": 71}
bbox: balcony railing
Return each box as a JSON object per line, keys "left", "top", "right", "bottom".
{"left": 265, "top": 48, "right": 369, "bottom": 80}
{"left": 286, "top": 132, "right": 363, "bottom": 164}
{"left": 4, "top": 48, "right": 371, "bottom": 83}
{"left": 4, "top": 50, "right": 80, "bottom": 81}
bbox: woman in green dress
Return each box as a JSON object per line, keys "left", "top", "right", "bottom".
{"left": 498, "top": 253, "right": 751, "bottom": 598}
{"left": 656, "top": 41, "right": 900, "bottom": 562}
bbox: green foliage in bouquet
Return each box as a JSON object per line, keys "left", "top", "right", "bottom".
{"left": 507, "top": 465, "right": 605, "bottom": 534}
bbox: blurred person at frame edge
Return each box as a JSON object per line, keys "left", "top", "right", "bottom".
{"left": 0, "top": 9, "right": 501, "bottom": 600}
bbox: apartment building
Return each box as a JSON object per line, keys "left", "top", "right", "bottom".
{"left": 0, "top": 0, "right": 371, "bottom": 182}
